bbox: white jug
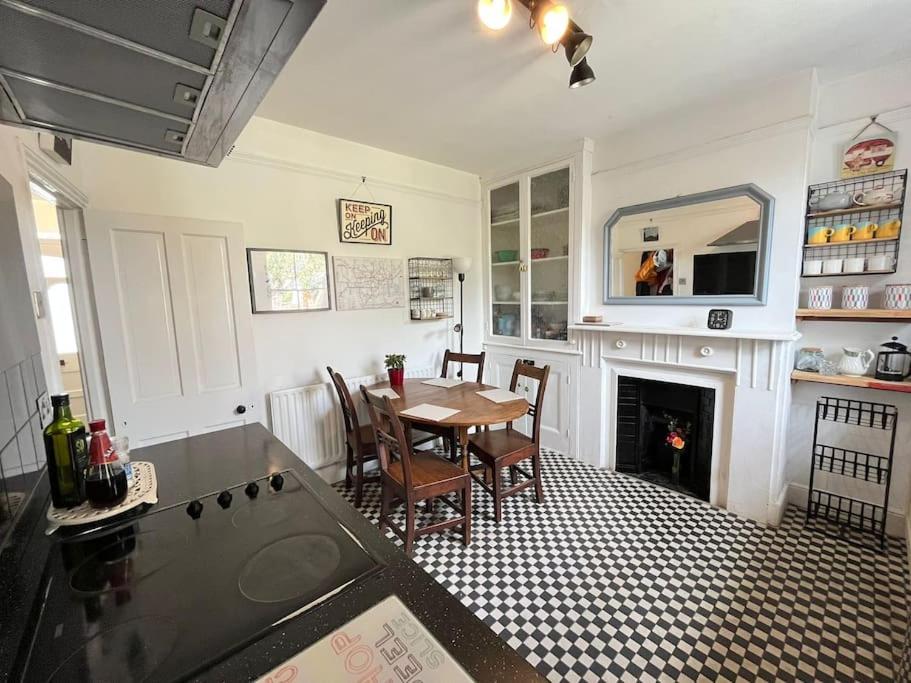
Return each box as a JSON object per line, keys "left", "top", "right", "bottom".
{"left": 837, "top": 347, "right": 874, "bottom": 377}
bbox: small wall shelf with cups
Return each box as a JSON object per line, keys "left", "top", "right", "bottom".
{"left": 408, "top": 257, "right": 453, "bottom": 321}
{"left": 801, "top": 169, "right": 906, "bottom": 278}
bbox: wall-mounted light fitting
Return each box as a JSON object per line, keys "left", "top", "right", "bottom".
{"left": 476, "top": 0, "right": 595, "bottom": 88}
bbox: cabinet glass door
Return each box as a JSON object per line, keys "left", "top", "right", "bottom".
{"left": 490, "top": 182, "right": 521, "bottom": 338}
{"left": 529, "top": 168, "right": 569, "bottom": 342}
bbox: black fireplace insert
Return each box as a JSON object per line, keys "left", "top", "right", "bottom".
{"left": 616, "top": 376, "right": 715, "bottom": 501}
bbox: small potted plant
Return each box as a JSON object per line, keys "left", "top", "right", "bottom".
{"left": 385, "top": 354, "right": 406, "bottom": 386}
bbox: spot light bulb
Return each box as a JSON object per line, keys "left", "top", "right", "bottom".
{"left": 536, "top": 2, "right": 569, "bottom": 44}
{"left": 478, "top": 0, "right": 512, "bottom": 30}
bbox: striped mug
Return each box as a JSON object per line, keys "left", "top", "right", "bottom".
{"left": 884, "top": 283, "right": 911, "bottom": 310}
{"left": 807, "top": 286, "right": 832, "bottom": 310}
{"left": 841, "top": 286, "right": 869, "bottom": 310}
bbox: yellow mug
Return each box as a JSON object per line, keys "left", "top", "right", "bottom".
{"left": 854, "top": 222, "right": 878, "bottom": 240}
{"left": 831, "top": 224, "right": 856, "bottom": 242}
{"left": 878, "top": 219, "right": 902, "bottom": 239}
{"left": 807, "top": 225, "right": 834, "bottom": 244}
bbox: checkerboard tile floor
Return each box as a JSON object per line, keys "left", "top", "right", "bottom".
{"left": 334, "top": 449, "right": 908, "bottom": 682}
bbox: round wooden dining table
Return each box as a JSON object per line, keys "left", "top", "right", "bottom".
{"left": 363, "top": 378, "right": 529, "bottom": 470}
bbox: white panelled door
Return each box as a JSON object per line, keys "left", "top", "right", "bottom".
{"left": 85, "top": 211, "right": 260, "bottom": 446}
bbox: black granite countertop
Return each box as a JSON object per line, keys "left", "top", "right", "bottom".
{"left": 0, "top": 423, "right": 542, "bottom": 682}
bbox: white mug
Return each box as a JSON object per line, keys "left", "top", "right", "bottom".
{"left": 842, "top": 285, "right": 869, "bottom": 310}
{"left": 843, "top": 257, "right": 865, "bottom": 273}
{"left": 808, "top": 286, "right": 833, "bottom": 310}
{"left": 822, "top": 258, "right": 843, "bottom": 275}
{"left": 884, "top": 283, "right": 911, "bottom": 310}
{"left": 868, "top": 254, "right": 895, "bottom": 271}
{"left": 803, "top": 259, "right": 823, "bottom": 275}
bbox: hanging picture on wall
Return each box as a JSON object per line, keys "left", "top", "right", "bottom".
{"left": 337, "top": 198, "right": 393, "bottom": 245}
{"left": 840, "top": 129, "right": 897, "bottom": 178}
{"left": 246, "top": 249, "right": 331, "bottom": 313}
{"left": 333, "top": 256, "right": 405, "bottom": 310}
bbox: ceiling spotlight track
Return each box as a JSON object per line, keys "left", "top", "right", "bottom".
{"left": 476, "top": 0, "right": 595, "bottom": 88}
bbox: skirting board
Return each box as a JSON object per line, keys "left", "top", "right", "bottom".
{"left": 786, "top": 482, "right": 906, "bottom": 539}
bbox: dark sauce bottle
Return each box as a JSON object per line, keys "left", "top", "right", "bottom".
{"left": 85, "top": 419, "right": 129, "bottom": 508}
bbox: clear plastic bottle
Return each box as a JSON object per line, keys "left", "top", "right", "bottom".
{"left": 112, "top": 435, "right": 133, "bottom": 485}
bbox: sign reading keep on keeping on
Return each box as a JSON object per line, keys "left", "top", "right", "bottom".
{"left": 338, "top": 198, "right": 393, "bottom": 245}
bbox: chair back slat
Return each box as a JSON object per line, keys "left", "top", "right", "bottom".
{"left": 360, "top": 386, "right": 413, "bottom": 490}
{"left": 328, "top": 366, "right": 365, "bottom": 453}
{"left": 441, "top": 349, "right": 486, "bottom": 382}
{"left": 508, "top": 360, "right": 550, "bottom": 444}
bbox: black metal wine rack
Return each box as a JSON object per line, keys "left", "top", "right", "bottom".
{"left": 805, "top": 397, "right": 897, "bottom": 550}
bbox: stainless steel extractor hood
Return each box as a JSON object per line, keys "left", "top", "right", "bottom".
{"left": 707, "top": 219, "right": 760, "bottom": 247}
{"left": 0, "top": 0, "right": 324, "bottom": 166}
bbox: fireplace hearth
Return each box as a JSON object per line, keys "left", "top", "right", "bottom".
{"left": 616, "top": 376, "right": 715, "bottom": 501}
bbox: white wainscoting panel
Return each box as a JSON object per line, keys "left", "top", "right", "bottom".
{"left": 270, "top": 366, "right": 435, "bottom": 471}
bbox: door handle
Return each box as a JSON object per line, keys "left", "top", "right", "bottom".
{"left": 235, "top": 404, "right": 247, "bottom": 415}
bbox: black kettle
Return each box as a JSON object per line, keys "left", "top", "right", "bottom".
{"left": 875, "top": 337, "right": 911, "bottom": 382}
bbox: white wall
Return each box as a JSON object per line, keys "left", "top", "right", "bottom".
{"left": 785, "top": 62, "right": 911, "bottom": 536}
{"left": 67, "top": 117, "right": 483, "bottom": 409}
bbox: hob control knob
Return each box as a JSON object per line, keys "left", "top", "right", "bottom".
{"left": 270, "top": 473, "right": 284, "bottom": 492}
{"left": 186, "top": 500, "right": 203, "bottom": 519}
{"left": 244, "top": 481, "right": 260, "bottom": 499}
{"left": 217, "top": 490, "right": 233, "bottom": 509}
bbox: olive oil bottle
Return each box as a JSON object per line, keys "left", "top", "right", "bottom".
{"left": 43, "top": 394, "right": 89, "bottom": 508}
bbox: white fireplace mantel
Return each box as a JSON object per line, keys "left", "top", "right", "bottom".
{"left": 573, "top": 325, "right": 797, "bottom": 526}
{"left": 569, "top": 322, "right": 802, "bottom": 342}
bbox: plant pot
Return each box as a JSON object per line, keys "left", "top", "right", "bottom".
{"left": 388, "top": 368, "right": 404, "bottom": 386}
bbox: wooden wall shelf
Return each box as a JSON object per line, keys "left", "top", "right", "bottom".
{"left": 796, "top": 308, "right": 911, "bottom": 322}
{"left": 791, "top": 370, "right": 911, "bottom": 393}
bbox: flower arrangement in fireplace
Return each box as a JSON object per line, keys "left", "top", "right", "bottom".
{"left": 663, "top": 413, "right": 692, "bottom": 451}
{"left": 663, "top": 412, "right": 692, "bottom": 483}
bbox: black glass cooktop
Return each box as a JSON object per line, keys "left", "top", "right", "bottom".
{"left": 21, "top": 470, "right": 382, "bottom": 682}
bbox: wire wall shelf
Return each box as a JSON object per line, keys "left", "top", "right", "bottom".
{"left": 802, "top": 169, "right": 906, "bottom": 277}
{"left": 408, "top": 257, "right": 453, "bottom": 321}
{"left": 805, "top": 397, "right": 897, "bottom": 550}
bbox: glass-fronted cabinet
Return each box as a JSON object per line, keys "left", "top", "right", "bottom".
{"left": 486, "top": 163, "right": 573, "bottom": 346}
{"left": 490, "top": 182, "right": 522, "bottom": 338}
{"left": 529, "top": 168, "right": 569, "bottom": 342}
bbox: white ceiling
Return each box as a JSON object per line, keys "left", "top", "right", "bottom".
{"left": 256, "top": 0, "right": 911, "bottom": 176}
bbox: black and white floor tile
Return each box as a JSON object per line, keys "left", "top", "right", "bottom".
{"left": 334, "top": 449, "right": 908, "bottom": 682}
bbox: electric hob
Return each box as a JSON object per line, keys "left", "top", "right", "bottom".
{"left": 18, "top": 469, "right": 382, "bottom": 682}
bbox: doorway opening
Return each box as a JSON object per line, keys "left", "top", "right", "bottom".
{"left": 27, "top": 174, "right": 108, "bottom": 428}
{"left": 30, "top": 182, "right": 88, "bottom": 422}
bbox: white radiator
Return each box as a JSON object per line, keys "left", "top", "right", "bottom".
{"left": 269, "top": 366, "right": 435, "bottom": 471}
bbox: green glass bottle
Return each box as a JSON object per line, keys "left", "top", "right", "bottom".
{"left": 43, "top": 394, "right": 89, "bottom": 508}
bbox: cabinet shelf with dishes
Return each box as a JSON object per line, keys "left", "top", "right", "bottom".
{"left": 486, "top": 161, "right": 576, "bottom": 345}
{"left": 801, "top": 169, "right": 905, "bottom": 278}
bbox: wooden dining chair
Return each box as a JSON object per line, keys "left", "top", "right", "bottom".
{"left": 440, "top": 349, "right": 486, "bottom": 382}
{"left": 327, "top": 367, "right": 379, "bottom": 508}
{"left": 467, "top": 359, "right": 550, "bottom": 522}
{"left": 360, "top": 386, "right": 471, "bottom": 556}
{"left": 418, "top": 350, "right": 487, "bottom": 457}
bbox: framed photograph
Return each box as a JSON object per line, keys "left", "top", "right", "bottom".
{"left": 840, "top": 132, "right": 897, "bottom": 178}
{"left": 246, "top": 248, "right": 331, "bottom": 314}
{"left": 337, "top": 198, "right": 392, "bottom": 245}
{"left": 642, "top": 226, "right": 659, "bottom": 242}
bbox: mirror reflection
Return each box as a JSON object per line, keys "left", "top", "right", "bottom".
{"left": 607, "top": 193, "right": 764, "bottom": 299}
{"left": 247, "top": 249, "right": 330, "bottom": 313}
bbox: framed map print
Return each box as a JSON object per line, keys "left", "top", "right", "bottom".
{"left": 333, "top": 256, "right": 404, "bottom": 310}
